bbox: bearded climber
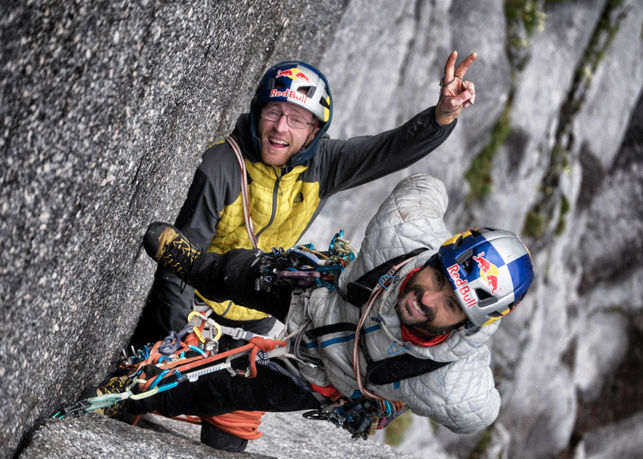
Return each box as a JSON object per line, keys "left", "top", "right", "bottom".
{"left": 123, "top": 174, "right": 534, "bottom": 444}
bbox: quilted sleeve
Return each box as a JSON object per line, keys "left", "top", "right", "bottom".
{"left": 339, "top": 173, "right": 452, "bottom": 287}
{"left": 403, "top": 350, "right": 501, "bottom": 434}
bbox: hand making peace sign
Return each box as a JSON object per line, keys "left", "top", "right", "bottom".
{"left": 435, "top": 50, "right": 477, "bottom": 126}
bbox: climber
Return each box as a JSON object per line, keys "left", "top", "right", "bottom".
{"left": 125, "top": 174, "right": 534, "bottom": 439}
{"left": 129, "top": 51, "right": 477, "bottom": 450}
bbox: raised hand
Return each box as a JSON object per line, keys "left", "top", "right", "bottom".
{"left": 435, "top": 50, "right": 477, "bottom": 126}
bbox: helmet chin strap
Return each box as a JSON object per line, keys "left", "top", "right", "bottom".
{"left": 285, "top": 126, "right": 319, "bottom": 170}
{"left": 448, "top": 319, "right": 469, "bottom": 332}
{"left": 304, "top": 124, "right": 319, "bottom": 147}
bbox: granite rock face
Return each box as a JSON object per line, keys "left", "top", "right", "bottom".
{"left": 20, "top": 414, "right": 269, "bottom": 459}
{"left": 2, "top": 0, "right": 642, "bottom": 458}
{"left": 21, "top": 412, "right": 411, "bottom": 459}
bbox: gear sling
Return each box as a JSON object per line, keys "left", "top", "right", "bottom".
{"left": 55, "top": 244, "right": 451, "bottom": 440}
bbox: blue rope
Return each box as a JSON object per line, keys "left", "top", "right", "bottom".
{"left": 377, "top": 274, "right": 395, "bottom": 289}
{"left": 188, "top": 345, "right": 207, "bottom": 357}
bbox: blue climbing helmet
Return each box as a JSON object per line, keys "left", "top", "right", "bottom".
{"left": 437, "top": 227, "right": 534, "bottom": 327}
{"left": 252, "top": 60, "right": 332, "bottom": 124}
{"left": 250, "top": 60, "right": 333, "bottom": 165}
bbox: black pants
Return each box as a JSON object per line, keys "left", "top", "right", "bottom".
{"left": 129, "top": 260, "right": 278, "bottom": 348}
{"left": 127, "top": 249, "right": 320, "bottom": 418}
{"left": 196, "top": 319, "right": 277, "bottom": 452}
{"left": 185, "top": 248, "right": 295, "bottom": 323}
{"left": 128, "top": 363, "right": 321, "bottom": 417}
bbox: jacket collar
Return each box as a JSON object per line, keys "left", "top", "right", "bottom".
{"left": 232, "top": 113, "right": 262, "bottom": 162}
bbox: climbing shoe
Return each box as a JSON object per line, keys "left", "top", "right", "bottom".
{"left": 95, "top": 375, "right": 130, "bottom": 419}
{"left": 144, "top": 222, "right": 202, "bottom": 282}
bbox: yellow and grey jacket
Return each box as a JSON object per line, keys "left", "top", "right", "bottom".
{"left": 151, "top": 107, "right": 455, "bottom": 331}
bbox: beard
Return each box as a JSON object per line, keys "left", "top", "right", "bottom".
{"left": 395, "top": 298, "right": 453, "bottom": 337}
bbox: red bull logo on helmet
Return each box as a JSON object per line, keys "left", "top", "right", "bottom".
{"left": 276, "top": 68, "right": 311, "bottom": 83}
{"left": 472, "top": 251, "right": 499, "bottom": 294}
{"left": 269, "top": 88, "right": 308, "bottom": 103}
{"left": 446, "top": 264, "right": 477, "bottom": 308}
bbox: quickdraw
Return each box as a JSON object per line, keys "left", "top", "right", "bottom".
{"left": 53, "top": 311, "right": 289, "bottom": 419}
{"left": 303, "top": 396, "right": 408, "bottom": 440}
{"left": 254, "top": 229, "right": 356, "bottom": 293}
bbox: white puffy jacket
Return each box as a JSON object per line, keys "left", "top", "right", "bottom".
{"left": 285, "top": 174, "right": 501, "bottom": 434}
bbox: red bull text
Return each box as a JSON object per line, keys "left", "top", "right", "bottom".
{"left": 269, "top": 88, "right": 308, "bottom": 103}
{"left": 446, "top": 264, "right": 477, "bottom": 308}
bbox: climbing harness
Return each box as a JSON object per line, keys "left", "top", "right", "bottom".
{"left": 54, "top": 232, "right": 440, "bottom": 442}
{"left": 52, "top": 231, "right": 356, "bottom": 420}
{"left": 53, "top": 311, "right": 290, "bottom": 419}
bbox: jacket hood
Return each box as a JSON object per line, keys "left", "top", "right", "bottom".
{"left": 231, "top": 113, "right": 262, "bottom": 162}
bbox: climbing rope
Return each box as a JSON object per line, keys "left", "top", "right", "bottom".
{"left": 53, "top": 231, "right": 357, "bottom": 424}
{"left": 351, "top": 258, "right": 415, "bottom": 401}
{"left": 54, "top": 231, "right": 406, "bottom": 441}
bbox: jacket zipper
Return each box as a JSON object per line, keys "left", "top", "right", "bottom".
{"left": 255, "top": 167, "right": 281, "bottom": 239}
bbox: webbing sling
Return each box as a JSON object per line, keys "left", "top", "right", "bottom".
{"left": 359, "top": 335, "right": 449, "bottom": 385}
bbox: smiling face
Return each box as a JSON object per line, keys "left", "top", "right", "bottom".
{"left": 257, "top": 101, "right": 320, "bottom": 167}
{"left": 395, "top": 265, "right": 466, "bottom": 337}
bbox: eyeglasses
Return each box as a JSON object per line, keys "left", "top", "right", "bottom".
{"left": 261, "top": 107, "right": 316, "bottom": 129}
